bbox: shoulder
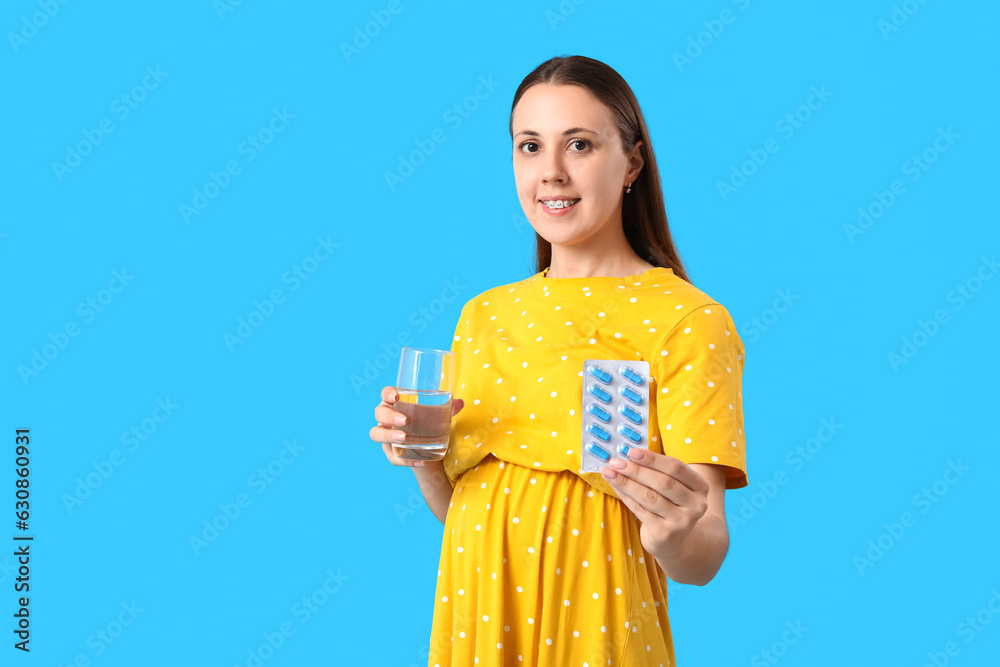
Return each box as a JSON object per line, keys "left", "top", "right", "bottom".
{"left": 614, "top": 269, "right": 735, "bottom": 328}
{"left": 622, "top": 271, "right": 744, "bottom": 355}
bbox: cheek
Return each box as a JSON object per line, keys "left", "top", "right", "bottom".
{"left": 512, "top": 167, "right": 531, "bottom": 198}
{"left": 516, "top": 185, "right": 533, "bottom": 206}
{"left": 575, "top": 166, "right": 609, "bottom": 198}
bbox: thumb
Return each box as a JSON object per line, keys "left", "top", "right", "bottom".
{"left": 452, "top": 398, "right": 465, "bottom": 416}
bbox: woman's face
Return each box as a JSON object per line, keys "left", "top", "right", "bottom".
{"left": 511, "top": 83, "right": 642, "bottom": 251}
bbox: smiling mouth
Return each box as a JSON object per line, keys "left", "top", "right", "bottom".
{"left": 541, "top": 198, "right": 581, "bottom": 209}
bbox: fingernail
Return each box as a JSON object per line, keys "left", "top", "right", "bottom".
{"left": 608, "top": 458, "right": 626, "bottom": 470}
{"left": 601, "top": 467, "right": 618, "bottom": 480}
{"left": 395, "top": 415, "right": 407, "bottom": 426}
{"left": 413, "top": 461, "right": 425, "bottom": 467}
{"left": 392, "top": 431, "right": 406, "bottom": 442}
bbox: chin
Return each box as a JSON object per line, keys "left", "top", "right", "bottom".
{"left": 538, "top": 230, "right": 588, "bottom": 248}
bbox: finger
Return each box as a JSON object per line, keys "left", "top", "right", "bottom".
{"left": 369, "top": 424, "right": 407, "bottom": 445}
{"left": 451, "top": 398, "right": 464, "bottom": 416}
{"left": 601, "top": 462, "right": 681, "bottom": 521}
{"left": 381, "top": 385, "right": 400, "bottom": 404}
{"left": 375, "top": 404, "right": 409, "bottom": 427}
{"left": 620, "top": 447, "right": 709, "bottom": 495}
{"left": 601, "top": 468, "right": 660, "bottom": 524}
{"left": 608, "top": 451, "right": 695, "bottom": 511}
{"left": 381, "top": 442, "right": 425, "bottom": 467}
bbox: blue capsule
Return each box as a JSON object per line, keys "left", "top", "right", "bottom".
{"left": 588, "top": 384, "right": 612, "bottom": 403}
{"left": 586, "top": 442, "right": 611, "bottom": 462}
{"left": 619, "top": 385, "right": 643, "bottom": 405}
{"left": 618, "top": 405, "right": 643, "bottom": 425}
{"left": 587, "top": 365, "right": 613, "bottom": 384}
{"left": 619, "top": 366, "right": 645, "bottom": 385}
{"left": 618, "top": 425, "right": 642, "bottom": 443}
{"left": 617, "top": 443, "right": 631, "bottom": 458}
{"left": 587, "top": 404, "right": 612, "bottom": 422}
{"left": 586, "top": 423, "right": 611, "bottom": 442}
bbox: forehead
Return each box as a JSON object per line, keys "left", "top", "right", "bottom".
{"left": 512, "top": 83, "right": 613, "bottom": 135}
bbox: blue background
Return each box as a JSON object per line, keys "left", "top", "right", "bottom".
{"left": 3, "top": 0, "right": 998, "bottom": 665}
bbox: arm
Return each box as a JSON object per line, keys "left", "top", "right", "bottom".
{"left": 639, "top": 303, "right": 746, "bottom": 583}
{"left": 601, "top": 452, "right": 732, "bottom": 586}
{"left": 652, "top": 463, "right": 729, "bottom": 586}
{"left": 412, "top": 461, "right": 454, "bottom": 525}
{"left": 371, "top": 388, "right": 462, "bottom": 526}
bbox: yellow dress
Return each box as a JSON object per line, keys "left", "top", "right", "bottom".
{"left": 428, "top": 266, "right": 749, "bottom": 667}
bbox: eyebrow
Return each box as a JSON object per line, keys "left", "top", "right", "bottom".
{"left": 514, "top": 127, "right": 599, "bottom": 138}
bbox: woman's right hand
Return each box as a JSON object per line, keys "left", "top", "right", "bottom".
{"left": 370, "top": 385, "right": 465, "bottom": 468}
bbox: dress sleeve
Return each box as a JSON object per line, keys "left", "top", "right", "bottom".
{"left": 450, "top": 299, "right": 472, "bottom": 390}
{"left": 650, "top": 303, "right": 748, "bottom": 489}
{"left": 444, "top": 301, "right": 472, "bottom": 489}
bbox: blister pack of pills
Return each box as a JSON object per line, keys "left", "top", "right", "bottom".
{"left": 580, "top": 359, "right": 651, "bottom": 473}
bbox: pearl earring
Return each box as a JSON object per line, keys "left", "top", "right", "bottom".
{"left": 625, "top": 182, "right": 632, "bottom": 194}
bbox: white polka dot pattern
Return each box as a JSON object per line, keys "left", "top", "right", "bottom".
{"left": 426, "top": 266, "right": 747, "bottom": 665}
{"left": 440, "top": 267, "right": 747, "bottom": 493}
{"left": 650, "top": 305, "right": 747, "bottom": 489}
{"left": 429, "top": 453, "right": 674, "bottom": 665}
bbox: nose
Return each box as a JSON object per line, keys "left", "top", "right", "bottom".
{"left": 541, "top": 150, "right": 567, "bottom": 185}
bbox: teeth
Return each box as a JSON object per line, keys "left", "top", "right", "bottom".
{"left": 543, "top": 199, "right": 580, "bottom": 209}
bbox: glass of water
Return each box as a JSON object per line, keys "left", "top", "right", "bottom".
{"left": 392, "top": 347, "right": 455, "bottom": 462}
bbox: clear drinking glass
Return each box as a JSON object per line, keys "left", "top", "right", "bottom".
{"left": 391, "top": 347, "right": 455, "bottom": 462}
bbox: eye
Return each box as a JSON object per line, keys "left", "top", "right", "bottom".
{"left": 516, "top": 139, "right": 591, "bottom": 154}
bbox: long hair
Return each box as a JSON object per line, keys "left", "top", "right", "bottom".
{"left": 508, "top": 55, "right": 690, "bottom": 284}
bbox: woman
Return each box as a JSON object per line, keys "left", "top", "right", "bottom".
{"left": 370, "top": 55, "right": 748, "bottom": 666}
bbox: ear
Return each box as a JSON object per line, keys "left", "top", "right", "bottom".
{"left": 626, "top": 140, "right": 644, "bottom": 185}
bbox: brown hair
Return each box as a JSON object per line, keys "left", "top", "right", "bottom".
{"left": 508, "top": 55, "right": 690, "bottom": 284}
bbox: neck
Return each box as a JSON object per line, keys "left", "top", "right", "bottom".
{"left": 546, "top": 225, "right": 655, "bottom": 279}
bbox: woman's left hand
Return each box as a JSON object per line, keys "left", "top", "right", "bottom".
{"left": 600, "top": 446, "right": 710, "bottom": 559}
